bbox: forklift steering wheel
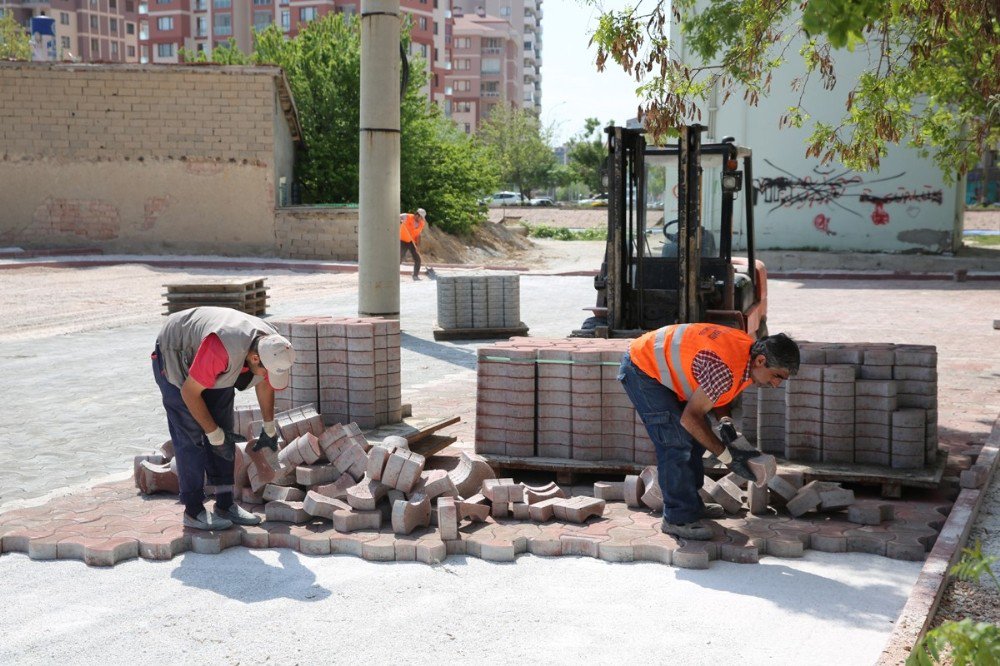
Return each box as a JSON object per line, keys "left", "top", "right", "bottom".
{"left": 662, "top": 218, "right": 679, "bottom": 244}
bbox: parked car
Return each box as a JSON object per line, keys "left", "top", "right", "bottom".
{"left": 529, "top": 196, "right": 555, "bottom": 207}
{"left": 486, "top": 191, "right": 526, "bottom": 206}
{"left": 577, "top": 193, "right": 609, "bottom": 207}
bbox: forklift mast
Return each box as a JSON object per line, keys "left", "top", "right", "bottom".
{"left": 589, "top": 123, "right": 759, "bottom": 338}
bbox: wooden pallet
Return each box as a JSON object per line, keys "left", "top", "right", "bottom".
{"left": 432, "top": 323, "right": 529, "bottom": 341}
{"left": 480, "top": 453, "right": 647, "bottom": 484}
{"left": 162, "top": 277, "right": 268, "bottom": 316}
{"left": 363, "top": 415, "right": 461, "bottom": 458}
{"left": 483, "top": 451, "right": 946, "bottom": 495}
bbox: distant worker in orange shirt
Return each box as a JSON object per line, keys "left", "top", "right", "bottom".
{"left": 399, "top": 208, "right": 427, "bottom": 281}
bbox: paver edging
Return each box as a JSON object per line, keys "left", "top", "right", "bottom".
{"left": 877, "top": 411, "right": 1000, "bottom": 665}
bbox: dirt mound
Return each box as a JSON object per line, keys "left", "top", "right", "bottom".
{"left": 418, "top": 220, "right": 534, "bottom": 265}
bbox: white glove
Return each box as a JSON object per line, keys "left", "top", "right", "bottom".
{"left": 206, "top": 427, "right": 225, "bottom": 446}
{"left": 263, "top": 420, "right": 277, "bottom": 438}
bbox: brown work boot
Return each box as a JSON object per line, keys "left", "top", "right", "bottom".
{"left": 661, "top": 518, "right": 713, "bottom": 540}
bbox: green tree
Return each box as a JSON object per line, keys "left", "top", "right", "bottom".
{"left": 185, "top": 15, "right": 495, "bottom": 233}
{"left": 566, "top": 117, "right": 608, "bottom": 194}
{"left": 478, "top": 105, "right": 558, "bottom": 201}
{"left": 589, "top": 0, "right": 1000, "bottom": 178}
{"left": 0, "top": 11, "right": 31, "bottom": 61}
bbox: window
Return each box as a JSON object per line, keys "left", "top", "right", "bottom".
{"left": 464, "top": 123, "right": 471, "bottom": 133}
{"left": 418, "top": 16, "right": 427, "bottom": 30}
{"left": 156, "top": 0, "right": 171, "bottom": 4}
{"left": 420, "top": 43, "right": 427, "bottom": 57}
{"left": 253, "top": 11, "right": 271, "bottom": 30}
{"left": 455, "top": 101, "right": 472, "bottom": 113}
{"left": 127, "top": 45, "right": 136, "bottom": 57}
{"left": 194, "top": 0, "right": 207, "bottom": 9}
{"left": 280, "top": 10, "right": 290, "bottom": 29}
{"left": 90, "top": 15, "right": 99, "bottom": 30}
{"left": 157, "top": 42, "right": 174, "bottom": 57}
{"left": 111, "top": 42, "right": 119, "bottom": 58}
{"left": 110, "top": 18, "right": 119, "bottom": 34}
{"left": 91, "top": 38, "right": 99, "bottom": 52}
{"left": 454, "top": 37, "right": 470, "bottom": 48}
{"left": 300, "top": 7, "right": 316, "bottom": 20}
{"left": 60, "top": 12, "right": 69, "bottom": 25}
{"left": 157, "top": 17, "right": 173, "bottom": 30}
{"left": 455, "top": 80, "right": 470, "bottom": 92}
{"left": 500, "top": 6, "right": 511, "bottom": 16}
{"left": 127, "top": 23, "right": 135, "bottom": 35}
{"left": 110, "top": 0, "right": 117, "bottom": 8}
{"left": 455, "top": 58, "right": 470, "bottom": 71}
{"left": 253, "top": 0, "right": 271, "bottom": 4}
{"left": 481, "top": 58, "right": 501, "bottom": 74}
{"left": 126, "top": 1, "right": 135, "bottom": 12}
{"left": 61, "top": 36, "right": 71, "bottom": 50}
{"left": 214, "top": 0, "right": 232, "bottom": 8}
{"left": 213, "top": 13, "right": 231, "bottom": 35}
{"left": 483, "top": 38, "right": 502, "bottom": 49}
{"left": 195, "top": 16, "right": 207, "bottom": 36}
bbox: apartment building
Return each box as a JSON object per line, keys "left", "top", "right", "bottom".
{"left": 445, "top": 11, "right": 519, "bottom": 133}
{"left": 0, "top": 0, "right": 141, "bottom": 62}
{"left": 450, "top": 0, "right": 542, "bottom": 116}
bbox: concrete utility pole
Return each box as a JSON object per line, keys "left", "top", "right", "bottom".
{"left": 358, "top": 0, "right": 401, "bottom": 318}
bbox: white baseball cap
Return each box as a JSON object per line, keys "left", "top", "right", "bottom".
{"left": 258, "top": 334, "right": 295, "bottom": 390}
{"left": 417, "top": 208, "right": 426, "bottom": 218}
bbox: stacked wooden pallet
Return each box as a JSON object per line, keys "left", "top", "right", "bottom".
{"left": 162, "top": 277, "right": 268, "bottom": 316}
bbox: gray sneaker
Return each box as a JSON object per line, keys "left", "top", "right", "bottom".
{"left": 702, "top": 503, "right": 726, "bottom": 519}
{"left": 661, "top": 519, "right": 714, "bottom": 540}
{"left": 183, "top": 510, "right": 233, "bottom": 531}
{"left": 214, "top": 503, "right": 261, "bottom": 526}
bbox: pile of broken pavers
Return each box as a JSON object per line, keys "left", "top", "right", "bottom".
{"left": 134, "top": 404, "right": 878, "bottom": 556}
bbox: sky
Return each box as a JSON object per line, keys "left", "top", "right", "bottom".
{"left": 539, "top": 1, "right": 645, "bottom": 145}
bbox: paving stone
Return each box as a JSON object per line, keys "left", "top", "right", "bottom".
{"left": 264, "top": 500, "right": 310, "bottom": 524}
{"left": 960, "top": 465, "right": 989, "bottom": 489}
{"left": 623, "top": 474, "right": 645, "bottom": 508}
{"left": 490, "top": 501, "right": 509, "bottom": 519}
{"left": 136, "top": 461, "right": 179, "bottom": 496}
{"left": 786, "top": 482, "right": 823, "bottom": 517}
{"left": 456, "top": 499, "right": 490, "bottom": 523}
{"left": 672, "top": 544, "right": 711, "bottom": 569}
{"left": 437, "top": 497, "right": 459, "bottom": 540}
{"left": 720, "top": 541, "right": 760, "bottom": 564}
{"left": 303, "top": 491, "right": 350, "bottom": 520}
{"left": 847, "top": 501, "right": 895, "bottom": 525}
{"left": 415, "top": 469, "right": 458, "bottom": 500}
{"left": 818, "top": 484, "right": 855, "bottom": 511}
{"left": 511, "top": 502, "right": 531, "bottom": 520}
{"left": 810, "top": 532, "right": 848, "bottom": 552}
{"left": 310, "top": 474, "right": 356, "bottom": 500}
{"left": 332, "top": 508, "right": 382, "bottom": 533}
{"left": 765, "top": 537, "right": 804, "bottom": 558}
{"left": 262, "top": 485, "right": 305, "bottom": 503}
{"left": 395, "top": 451, "right": 426, "bottom": 494}
{"left": 295, "top": 464, "right": 340, "bottom": 487}
{"left": 332, "top": 443, "right": 369, "bottom": 481}
{"left": 482, "top": 478, "right": 522, "bottom": 503}
{"left": 638, "top": 466, "right": 663, "bottom": 511}
{"left": 747, "top": 454, "right": 777, "bottom": 487}
{"left": 552, "top": 497, "right": 606, "bottom": 523}
{"left": 392, "top": 493, "right": 431, "bottom": 535}
{"left": 709, "top": 476, "right": 744, "bottom": 514}
{"left": 346, "top": 477, "right": 389, "bottom": 511}
{"left": 747, "top": 483, "right": 770, "bottom": 515}
{"left": 593, "top": 481, "right": 625, "bottom": 501}
{"left": 380, "top": 450, "right": 407, "bottom": 488}
{"left": 278, "top": 433, "right": 323, "bottom": 468}
{"left": 528, "top": 497, "right": 562, "bottom": 522}
{"left": 521, "top": 481, "right": 565, "bottom": 504}
{"left": 366, "top": 443, "right": 394, "bottom": 481}
{"left": 765, "top": 474, "right": 799, "bottom": 505}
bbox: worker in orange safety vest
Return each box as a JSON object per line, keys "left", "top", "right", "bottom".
{"left": 618, "top": 323, "right": 800, "bottom": 540}
{"left": 399, "top": 208, "right": 427, "bottom": 280}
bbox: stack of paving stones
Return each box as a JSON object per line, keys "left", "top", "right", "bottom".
{"left": 475, "top": 337, "right": 655, "bottom": 465}
{"left": 269, "top": 315, "right": 402, "bottom": 428}
{"left": 436, "top": 273, "right": 520, "bottom": 330}
{"left": 741, "top": 341, "right": 938, "bottom": 469}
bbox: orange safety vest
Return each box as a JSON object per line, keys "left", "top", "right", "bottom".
{"left": 629, "top": 323, "right": 754, "bottom": 405}
{"left": 399, "top": 213, "right": 424, "bottom": 243}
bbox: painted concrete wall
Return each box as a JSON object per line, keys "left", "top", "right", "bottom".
{"left": 0, "top": 62, "right": 301, "bottom": 256}
{"left": 667, "top": 23, "right": 963, "bottom": 254}
{"left": 275, "top": 206, "right": 360, "bottom": 261}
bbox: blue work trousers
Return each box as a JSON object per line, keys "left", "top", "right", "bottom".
{"left": 618, "top": 352, "right": 707, "bottom": 524}
{"left": 151, "top": 347, "right": 234, "bottom": 506}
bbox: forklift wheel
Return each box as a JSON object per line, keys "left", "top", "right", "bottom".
{"left": 580, "top": 316, "right": 608, "bottom": 331}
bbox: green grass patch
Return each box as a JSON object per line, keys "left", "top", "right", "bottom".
{"left": 526, "top": 224, "right": 607, "bottom": 241}
{"left": 965, "top": 234, "right": 1000, "bottom": 247}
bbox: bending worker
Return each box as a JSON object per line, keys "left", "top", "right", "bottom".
{"left": 618, "top": 323, "right": 799, "bottom": 540}
{"left": 399, "top": 207, "right": 427, "bottom": 280}
{"left": 152, "top": 306, "right": 295, "bottom": 531}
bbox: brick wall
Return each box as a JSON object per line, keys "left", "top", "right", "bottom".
{"left": 275, "top": 206, "right": 360, "bottom": 261}
{"left": 0, "top": 62, "right": 300, "bottom": 256}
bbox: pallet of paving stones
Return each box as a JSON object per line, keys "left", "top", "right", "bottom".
{"left": 163, "top": 277, "right": 268, "bottom": 316}
{"left": 480, "top": 453, "right": 647, "bottom": 484}
{"left": 432, "top": 323, "right": 530, "bottom": 341}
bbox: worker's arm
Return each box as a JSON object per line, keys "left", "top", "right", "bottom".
{"left": 679, "top": 387, "right": 726, "bottom": 456}
{"left": 180, "top": 376, "right": 220, "bottom": 436}
{"left": 255, "top": 380, "right": 275, "bottom": 422}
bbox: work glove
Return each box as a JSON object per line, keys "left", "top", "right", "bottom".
{"left": 717, "top": 443, "right": 757, "bottom": 482}
{"left": 206, "top": 427, "right": 245, "bottom": 462}
{"left": 253, "top": 420, "right": 279, "bottom": 453}
{"left": 716, "top": 417, "right": 753, "bottom": 451}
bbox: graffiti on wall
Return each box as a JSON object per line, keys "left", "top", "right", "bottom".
{"left": 753, "top": 159, "right": 943, "bottom": 232}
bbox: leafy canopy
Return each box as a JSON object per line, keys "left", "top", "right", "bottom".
{"left": 478, "top": 104, "right": 558, "bottom": 200}
{"left": 588, "top": 0, "right": 1000, "bottom": 178}
{"left": 566, "top": 118, "right": 610, "bottom": 194}
{"left": 0, "top": 11, "right": 31, "bottom": 61}
{"left": 184, "top": 16, "right": 496, "bottom": 234}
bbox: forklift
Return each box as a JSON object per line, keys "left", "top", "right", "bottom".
{"left": 574, "top": 123, "right": 768, "bottom": 339}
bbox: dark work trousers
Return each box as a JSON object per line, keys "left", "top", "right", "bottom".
{"left": 151, "top": 347, "right": 235, "bottom": 507}
{"left": 618, "top": 352, "right": 708, "bottom": 524}
{"left": 400, "top": 240, "right": 421, "bottom": 277}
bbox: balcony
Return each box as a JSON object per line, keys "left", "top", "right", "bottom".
{"left": 138, "top": 2, "right": 147, "bottom": 14}
{"left": 524, "top": 51, "right": 535, "bottom": 66}
{"left": 481, "top": 47, "right": 502, "bottom": 55}
{"left": 481, "top": 90, "right": 501, "bottom": 98}
{"left": 523, "top": 71, "right": 536, "bottom": 84}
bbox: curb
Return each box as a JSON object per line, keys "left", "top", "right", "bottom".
{"left": 877, "top": 412, "right": 1000, "bottom": 665}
